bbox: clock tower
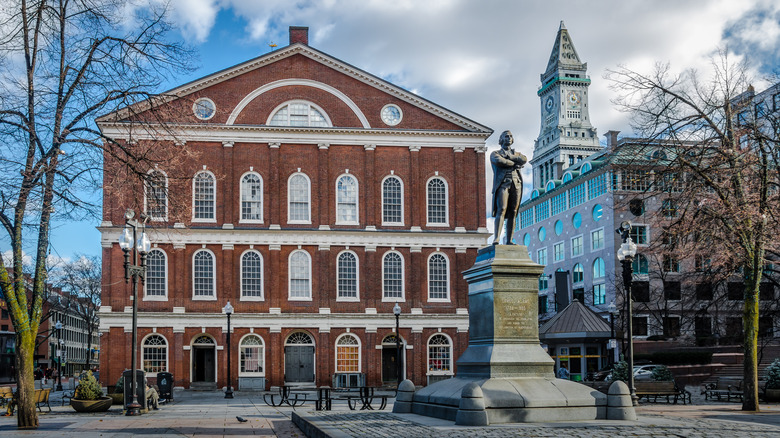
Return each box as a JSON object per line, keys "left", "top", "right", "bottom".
{"left": 531, "top": 21, "right": 601, "bottom": 189}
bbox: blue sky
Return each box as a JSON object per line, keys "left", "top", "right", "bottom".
{"left": 43, "top": 0, "right": 780, "bottom": 263}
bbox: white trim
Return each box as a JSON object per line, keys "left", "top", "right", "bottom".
{"left": 144, "top": 168, "right": 169, "bottom": 222}
{"left": 284, "top": 331, "right": 316, "bottom": 384}
{"left": 381, "top": 175, "right": 404, "bottom": 226}
{"left": 239, "top": 171, "right": 264, "bottom": 224}
{"left": 192, "top": 170, "right": 217, "bottom": 223}
{"left": 335, "top": 173, "right": 359, "bottom": 226}
{"left": 590, "top": 227, "right": 605, "bottom": 252}
{"left": 552, "top": 240, "right": 565, "bottom": 262}
{"left": 229, "top": 79, "right": 368, "bottom": 127}
{"left": 239, "top": 249, "right": 264, "bottom": 301}
{"left": 425, "top": 332, "right": 454, "bottom": 376}
{"left": 570, "top": 234, "right": 584, "bottom": 258}
{"left": 143, "top": 248, "right": 168, "bottom": 301}
{"left": 336, "top": 250, "right": 360, "bottom": 302}
{"left": 334, "top": 333, "right": 362, "bottom": 373}
{"left": 288, "top": 249, "right": 313, "bottom": 301}
{"left": 238, "top": 333, "right": 265, "bottom": 377}
{"left": 381, "top": 250, "right": 405, "bottom": 302}
{"left": 425, "top": 176, "right": 449, "bottom": 227}
{"left": 192, "top": 248, "right": 217, "bottom": 300}
{"left": 426, "top": 252, "right": 450, "bottom": 302}
{"left": 380, "top": 104, "right": 403, "bottom": 126}
{"left": 287, "top": 172, "right": 312, "bottom": 224}
{"left": 266, "top": 99, "right": 333, "bottom": 127}
{"left": 141, "top": 333, "right": 169, "bottom": 373}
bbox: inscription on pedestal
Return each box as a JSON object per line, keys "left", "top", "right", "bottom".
{"left": 494, "top": 293, "right": 538, "bottom": 338}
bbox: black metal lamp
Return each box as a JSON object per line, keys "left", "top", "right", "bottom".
{"left": 223, "top": 301, "right": 234, "bottom": 399}
{"left": 55, "top": 321, "right": 63, "bottom": 391}
{"left": 393, "top": 303, "right": 402, "bottom": 385}
{"left": 616, "top": 220, "right": 638, "bottom": 406}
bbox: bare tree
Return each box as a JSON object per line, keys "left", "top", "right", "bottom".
{"left": 53, "top": 255, "right": 101, "bottom": 369}
{"left": 607, "top": 52, "right": 779, "bottom": 411}
{"left": 0, "top": 0, "right": 193, "bottom": 428}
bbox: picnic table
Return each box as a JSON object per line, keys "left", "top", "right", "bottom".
{"left": 315, "top": 386, "right": 389, "bottom": 411}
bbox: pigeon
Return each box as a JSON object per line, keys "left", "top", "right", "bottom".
{"left": 236, "top": 416, "right": 248, "bottom": 423}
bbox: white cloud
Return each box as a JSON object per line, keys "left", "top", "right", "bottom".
{"left": 170, "top": 0, "right": 219, "bottom": 43}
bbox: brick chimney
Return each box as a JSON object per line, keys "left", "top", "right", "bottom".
{"left": 289, "top": 26, "right": 309, "bottom": 45}
{"left": 604, "top": 130, "right": 620, "bottom": 148}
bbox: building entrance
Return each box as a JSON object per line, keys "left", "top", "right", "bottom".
{"left": 381, "top": 334, "right": 404, "bottom": 383}
{"left": 192, "top": 335, "right": 215, "bottom": 382}
{"left": 284, "top": 332, "right": 315, "bottom": 384}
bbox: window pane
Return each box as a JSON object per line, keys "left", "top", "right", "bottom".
{"left": 290, "top": 251, "right": 311, "bottom": 298}
{"left": 337, "top": 175, "right": 358, "bottom": 223}
{"left": 338, "top": 252, "right": 358, "bottom": 298}
{"left": 146, "top": 171, "right": 167, "bottom": 219}
{"left": 336, "top": 335, "right": 360, "bottom": 372}
{"left": 240, "top": 336, "right": 264, "bottom": 374}
{"left": 383, "top": 177, "right": 402, "bottom": 223}
{"left": 142, "top": 335, "right": 167, "bottom": 373}
{"left": 193, "top": 251, "right": 214, "bottom": 296}
{"left": 146, "top": 250, "right": 166, "bottom": 296}
{"left": 428, "top": 254, "right": 448, "bottom": 300}
{"left": 289, "top": 174, "right": 310, "bottom": 221}
{"left": 428, "top": 335, "right": 451, "bottom": 372}
{"left": 194, "top": 172, "right": 215, "bottom": 219}
{"left": 383, "top": 253, "right": 403, "bottom": 298}
{"left": 427, "top": 178, "right": 447, "bottom": 224}
{"left": 241, "top": 251, "right": 263, "bottom": 297}
{"left": 241, "top": 174, "right": 262, "bottom": 221}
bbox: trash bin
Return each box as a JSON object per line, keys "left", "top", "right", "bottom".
{"left": 157, "top": 372, "right": 173, "bottom": 401}
{"left": 122, "top": 370, "right": 147, "bottom": 411}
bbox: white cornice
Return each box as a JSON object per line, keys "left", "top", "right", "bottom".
{"left": 99, "top": 226, "right": 491, "bottom": 251}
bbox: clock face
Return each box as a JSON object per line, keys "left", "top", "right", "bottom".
{"left": 568, "top": 91, "right": 581, "bottom": 106}
{"left": 381, "top": 104, "right": 402, "bottom": 126}
{"left": 545, "top": 95, "right": 554, "bottom": 113}
{"left": 193, "top": 98, "right": 215, "bottom": 120}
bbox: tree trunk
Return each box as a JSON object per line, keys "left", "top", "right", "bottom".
{"left": 15, "top": 332, "right": 38, "bottom": 429}
{"left": 84, "top": 331, "right": 92, "bottom": 369}
{"left": 742, "top": 272, "right": 760, "bottom": 411}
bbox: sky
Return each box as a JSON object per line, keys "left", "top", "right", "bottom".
{"left": 40, "top": 0, "right": 780, "bottom": 263}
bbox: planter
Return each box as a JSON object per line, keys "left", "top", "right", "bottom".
{"left": 765, "top": 388, "right": 780, "bottom": 402}
{"left": 108, "top": 392, "right": 124, "bottom": 405}
{"left": 70, "top": 397, "right": 113, "bottom": 412}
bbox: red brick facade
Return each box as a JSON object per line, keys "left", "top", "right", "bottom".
{"left": 98, "top": 28, "right": 491, "bottom": 390}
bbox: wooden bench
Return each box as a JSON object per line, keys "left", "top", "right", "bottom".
{"left": 703, "top": 377, "right": 741, "bottom": 401}
{"left": 34, "top": 388, "right": 51, "bottom": 412}
{"left": 0, "top": 387, "right": 13, "bottom": 408}
{"left": 635, "top": 381, "right": 690, "bottom": 404}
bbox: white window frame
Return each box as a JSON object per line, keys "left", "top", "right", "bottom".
{"left": 144, "top": 168, "right": 168, "bottom": 222}
{"left": 288, "top": 249, "right": 312, "bottom": 301}
{"left": 240, "top": 249, "right": 264, "bottom": 301}
{"left": 238, "top": 334, "right": 265, "bottom": 377}
{"left": 335, "top": 173, "right": 359, "bottom": 226}
{"left": 427, "top": 252, "right": 450, "bottom": 302}
{"left": 426, "top": 333, "right": 453, "bottom": 375}
{"left": 239, "top": 171, "right": 263, "bottom": 224}
{"left": 143, "top": 248, "right": 168, "bottom": 301}
{"left": 553, "top": 241, "right": 565, "bottom": 262}
{"left": 287, "top": 172, "right": 312, "bottom": 224}
{"left": 537, "top": 248, "right": 548, "bottom": 266}
{"left": 336, "top": 250, "right": 360, "bottom": 302}
{"left": 192, "top": 249, "right": 217, "bottom": 300}
{"left": 141, "top": 334, "right": 168, "bottom": 373}
{"left": 381, "top": 175, "right": 404, "bottom": 226}
{"left": 592, "top": 257, "right": 605, "bottom": 280}
{"left": 334, "top": 333, "right": 361, "bottom": 373}
{"left": 267, "top": 100, "right": 333, "bottom": 127}
{"left": 591, "top": 227, "right": 605, "bottom": 252}
{"left": 426, "top": 176, "right": 449, "bottom": 227}
{"left": 630, "top": 224, "right": 649, "bottom": 245}
{"left": 571, "top": 234, "right": 583, "bottom": 258}
{"left": 192, "top": 170, "right": 216, "bottom": 223}
{"left": 382, "top": 250, "right": 405, "bottom": 302}
{"left": 593, "top": 283, "right": 606, "bottom": 305}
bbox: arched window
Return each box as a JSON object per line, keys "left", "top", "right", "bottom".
{"left": 289, "top": 250, "right": 311, "bottom": 300}
{"left": 288, "top": 173, "right": 311, "bottom": 223}
{"left": 573, "top": 263, "right": 584, "bottom": 284}
{"left": 240, "top": 172, "right": 263, "bottom": 222}
{"left": 633, "top": 254, "right": 649, "bottom": 274}
{"left": 382, "top": 176, "right": 403, "bottom": 225}
{"left": 269, "top": 101, "right": 331, "bottom": 127}
{"left": 145, "top": 169, "right": 167, "bottom": 221}
{"left": 241, "top": 250, "right": 263, "bottom": 300}
{"left": 193, "top": 250, "right": 215, "bottom": 299}
{"left": 337, "top": 251, "right": 358, "bottom": 300}
{"left": 193, "top": 171, "right": 215, "bottom": 221}
{"left": 145, "top": 249, "right": 167, "bottom": 299}
{"left": 428, "top": 253, "right": 449, "bottom": 301}
{"left": 593, "top": 257, "right": 605, "bottom": 279}
{"left": 426, "top": 177, "right": 448, "bottom": 225}
{"left": 239, "top": 335, "right": 264, "bottom": 375}
{"left": 335, "top": 334, "right": 360, "bottom": 373}
{"left": 336, "top": 174, "right": 358, "bottom": 225}
{"left": 142, "top": 334, "right": 167, "bottom": 373}
{"left": 427, "top": 334, "right": 452, "bottom": 373}
{"left": 382, "top": 251, "right": 404, "bottom": 300}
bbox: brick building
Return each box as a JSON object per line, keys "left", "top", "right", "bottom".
{"left": 97, "top": 27, "right": 492, "bottom": 390}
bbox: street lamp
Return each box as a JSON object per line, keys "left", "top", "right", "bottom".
{"left": 607, "top": 301, "right": 618, "bottom": 367}
{"left": 393, "top": 303, "right": 402, "bottom": 385}
{"left": 119, "top": 208, "right": 151, "bottom": 416}
{"left": 223, "top": 301, "right": 234, "bottom": 399}
{"left": 616, "top": 221, "right": 638, "bottom": 406}
{"left": 55, "top": 321, "right": 63, "bottom": 391}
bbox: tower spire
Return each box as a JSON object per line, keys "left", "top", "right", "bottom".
{"left": 544, "top": 21, "right": 583, "bottom": 77}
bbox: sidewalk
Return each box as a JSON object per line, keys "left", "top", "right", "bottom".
{"left": 0, "top": 387, "right": 778, "bottom": 437}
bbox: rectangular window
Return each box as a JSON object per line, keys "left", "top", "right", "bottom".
{"left": 663, "top": 317, "right": 681, "bottom": 337}
{"left": 553, "top": 242, "right": 565, "bottom": 262}
{"left": 591, "top": 229, "right": 604, "bottom": 251}
{"left": 593, "top": 284, "right": 606, "bottom": 305}
{"left": 632, "top": 281, "right": 650, "bottom": 302}
{"left": 695, "top": 316, "right": 712, "bottom": 339}
{"left": 629, "top": 226, "right": 648, "bottom": 244}
{"left": 662, "top": 254, "right": 679, "bottom": 273}
{"left": 538, "top": 294, "right": 548, "bottom": 314}
{"left": 696, "top": 283, "right": 714, "bottom": 301}
{"left": 336, "top": 345, "right": 360, "bottom": 373}
{"left": 728, "top": 282, "right": 743, "bottom": 300}
{"left": 662, "top": 199, "right": 677, "bottom": 218}
{"left": 587, "top": 172, "right": 608, "bottom": 199}
{"left": 664, "top": 281, "right": 681, "bottom": 300}
{"left": 537, "top": 248, "right": 547, "bottom": 266}
{"left": 551, "top": 192, "right": 566, "bottom": 216}
{"left": 568, "top": 184, "right": 585, "bottom": 208}
{"left": 539, "top": 275, "right": 548, "bottom": 291}
{"left": 535, "top": 200, "right": 550, "bottom": 222}
{"left": 571, "top": 236, "right": 583, "bottom": 257}
{"left": 619, "top": 169, "right": 651, "bottom": 191}
{"left": 632, "top": 317, "right": 648, "bottom": 336}
{"left": 759, "top": 317, "right": 773, "bottom": 337}
{"left": 520, "top": 208, "right": 534, "bottom": 229}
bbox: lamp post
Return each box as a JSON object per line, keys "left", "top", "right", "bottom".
{"left": 55, "top": 321, "right": 63, "bottom": 391}
{"left": 119, "top": 208, "right": 151, "bottom": 416}
{"left": 607, "top": 301, "right": 618, "bottom": 367}
{"left": 393, "top": 303, "right": 402, "bottom": 385}
{"left": 616, "top": 221, "right": 638, "bottom": 406}
{"left": 223, "top": 301, "right": 234, "bottom": 399}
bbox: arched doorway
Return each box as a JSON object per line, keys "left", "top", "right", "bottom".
{"left": 381, "top": 334, "right": 405, "bottom": 384}
{"left": 191, "top": 335, "right": 216, "bottom": 384}
{"left": 284, "top": 332, "right": 315, "bottom": 384}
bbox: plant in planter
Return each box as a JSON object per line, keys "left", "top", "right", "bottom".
{"left": 765, "top": 358, "right": 780, "bottom": 402}
{"left": 610, "top": 359, "right": 630, "bottom": 383}
{"left": 70, "top": 371, "right": 112, "bottom": 412}
{"left": 651, "top": 365, "right": 674, "bottom": 381}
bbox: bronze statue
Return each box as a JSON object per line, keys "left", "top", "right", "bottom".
{"left": 491, "top": 130, "right": 527, "bottom": 245}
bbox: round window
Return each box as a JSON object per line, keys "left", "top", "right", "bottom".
{"left": 538, "top": 227, "right": 546, "bottom": 242}
{"left": 523, "top": 233, "right": 531, "bottom": 246}
{"left": 381, "top": 104, "right": 403, "bottom": 126}
{"left": 193, "top": 98, "right": 215, "bottom": 120}
{"left": 592, "top": 204, "right": 603, "bottom": 222}
{"left": 554, "top": 220, "right": 563, "bottom": 236}
{"left": 572, "top": 212, "right": 582, "bottom": 229}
